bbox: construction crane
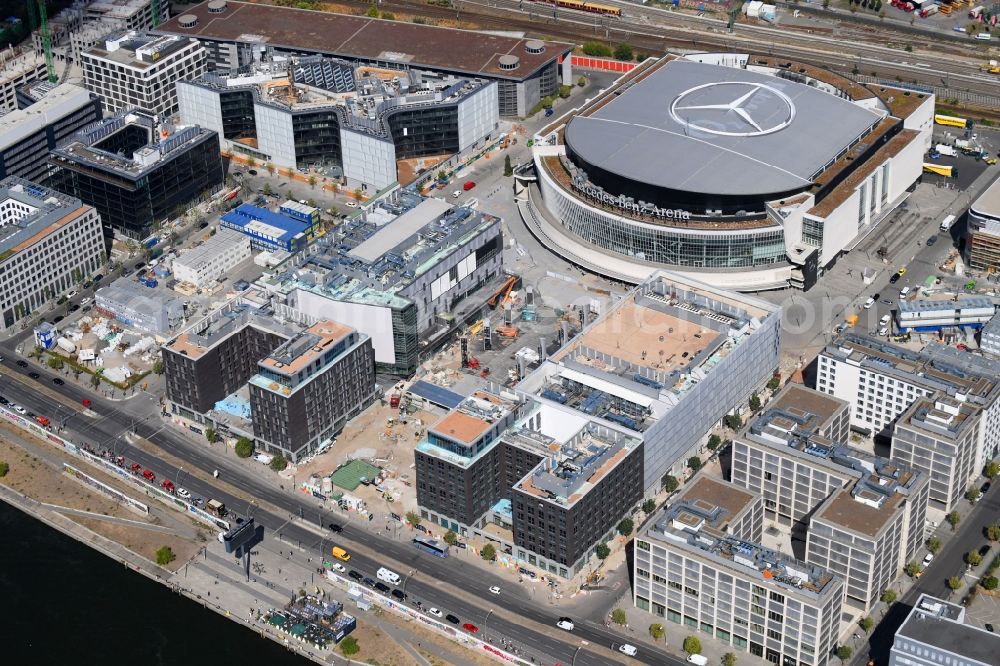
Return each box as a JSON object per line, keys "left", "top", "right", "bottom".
{"left": 151, "top": 0, "right": 161, "bottom": 28}
{"left": 26, "top": 0, "right": 38, "bottom": 31}
{"left": 37, "top": 0, "right": 56, "bottom": 83}
{"left": 487, "top": 274, "right": 518, "bottom": 309}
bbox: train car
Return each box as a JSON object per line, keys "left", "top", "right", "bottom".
{"left": 536, "top": 0, "right": 622, "bottom": 16}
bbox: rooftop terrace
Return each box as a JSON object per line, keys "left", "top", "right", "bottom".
{"left": 251, "top": 319, "right": 357, "bottom": 393}
{"left": 899, "top": 396, "right": 979, "bottom": 439}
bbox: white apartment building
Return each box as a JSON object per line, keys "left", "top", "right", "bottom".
{"left": 0, "top": 177, "right": 105, "bottom": 331}
{"left": 892, "top": 395, "right": 981, "bottom": 511}
{"left": 634, "top": 476, "right": 845, "bottom": 666}
{"left": 82, "top": 32, "right": 205, "bottom": 117}
{"left": 173, "top": 229, "right": 251, "bottom": 289}
{"left": 816, "top": 334, "right": 1000, "bottom": 468}
{"left": 733, "top": 384, "right": 929, "bottom": 612}
{"left": 889, "top": 594, "right": 1000, "bottom": 666}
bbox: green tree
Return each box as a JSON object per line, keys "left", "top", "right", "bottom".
{"left": 47, "top": 356, "right": 64, "bottom": 370}
{"left": 642, "top": 498, "right": 657, "bottom": 514}
{"left": 611, "top": 608, "right": 628, "bottom": 626}
{"left": 270, "top": 455, "right": 288, "bottom": 472}
{"left": 649, "top": 622, "right": 665, "bottom": 643}
{"left": 724, "top": 413, "right": 742, "bottom": 429}
{"left": 503, "top": 154, "right": 513, "bottom": 177}
{"left": 481, "top": 543, "right": 497, "bottom": 561}
{"left": 263, "top": 183, "right": 273, "bottom": 196}
{"left": 405, "top": 511, "right": 421, "bottom": 527}
{"left": 837, "top": 646, "right": 853, "bottom": 662}
{"left": 985, "top": 461, "right": 1000, "bottom": 479}
{"left": 443, "top": 529, "right": 458, "bottom": 545}
{"left": 595, "top": 542, "right": 611, "bottom": 560}
{"left": 0, "top": 461, "right": 8, "bottom": 477}
{"left": 707, "top": 434, "right": 722, "bottom": 451}
{"left": 967, "top": 549, "right": 983, "bottom": 567}
{"left": 339, "top": 636, "right": 360, "bottom": 656}
{"left": 859, "top": 616, "right": 874, "bottom": 633}
{"left": 683, "top": 635, "right": 702, "bottom": 655}
{"left": 286, "top": 189, "right": 294, "bottom": 200}
{"left": 928, "top": 536, "right": 943, "bottom": 554}
{"left": 152, "top": 359, "right": 164, "bottom": 375}
{"left": 90, "top": 373, "right": 101, "bottom": 390}
{"left": 205, "top": 428, "right": 218, "bottom": 444}
{"left": 613, "top": 43, "right": 634, "bottom": 61}
{"left": 986, "top": 523, "right": 1000, "bottom": 542}
{"left": 948, "top": 576, "right": 963, "bottom": 590}
{"left": 307, "top": 199, "right": 316, "bottom": 208}
{"left": 766, "top": 374, "right": 781, "bottom": 391}
{"left": 308, "top": 175, "right": 317, "bottom": 189}
{"left": 882, "top": 589, "right": 898, "bottom": 605}
{"left": 436, "top": 169, "right": 447, "bottom": 182}
{"left": 967, "top": 487, "right": 982, "bottom": 504}
{"left": 617, "top": 517, "right": 634, "bottom": 537}
{"left": 749, "top": 393, "right": 762, "bottom": 412}
{"left": 235, "top": 437, "right": 254, "bottom": 458}
{"left": 29, "top": 346, "right": 44, "bottom": 360}
{"left": 662, "top": 474, "right": 679, "bottom": 493}
{"left": 366, "top": 5, "right": 380, "bottom": 17}
{"left": 265, "top": 162, "right": 276, "bottom": 176}
{"left": 581, "top": 41, "right": 613, "bottom": 57}
{"left": 982, "top": 576, "right": 999, "bottom": 590}
{"left": 381, "top": 11, "right": 396, "bottom": 19}
{"left": 688, "top": 456, "right": 702, "bottom": 471}
{"left": 905, "top": 561, "right": 920, "bottom": 578}
{"left": 947, "top": 510, "right": 961, "bottom": 531}
{"left": 723, "top": 653, "right": 738, "bottom": 666}
{"left": 155, "top": 546, "right": 176, "bottom": 565}
{"left": 577, "top": 75, "right": 586, "bottom": 87}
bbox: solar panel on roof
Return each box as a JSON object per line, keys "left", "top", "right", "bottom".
{"left": 408, "top": 380, "right": 463, "bottom": 409}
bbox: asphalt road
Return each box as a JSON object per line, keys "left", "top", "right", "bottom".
{"left": 0, "top": 357, "right": 679, "bottom": 666}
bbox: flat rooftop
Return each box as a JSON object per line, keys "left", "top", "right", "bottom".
{"left": 814, "top": 486, "right": 904, "bottom": 538}
{"left": 0, "top": 83, "right": 94, "bottom": 149}
{"left": 767, "top": 384, "right": 847, "bottom": 433}
{"left": 349, "top": 198, "right": 451, "bottom": 263}
{"left": 970, "top": 173, "right": 1000, "bottom": 221}
{"left": 896, "top": 594, "right": 999, "bottom": 665}
{"left": 646, "top": 491, "right": 836, "bottom": 597}
{"left": 676, "top": 476, "right": 759, "bottom": 533}
{"left": 258, "top": 319, "right": 353, "bottom": 376}
{"left": 0, "top": 177, "right": 90, "bottom": 258}
{"left": 564, "top": 57, "right": 883, "bottom": 197}
{"left": 165, "top": 293, "right": 301, "bottom": 360}
{"left": 427, "top": 391, "right": 516, "bottom": 448}
{"left": 899, "top": 396, "right": 978, "bottom": 439}
{"left": 156, "top": 0, "right": 571, "bottom": 81}
{"left": 898, "top": 296, "right": 995, "bottom": 313}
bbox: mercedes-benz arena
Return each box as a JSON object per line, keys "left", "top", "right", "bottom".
{"left": 523, "top": 54, "right": 933, "bottom": 291}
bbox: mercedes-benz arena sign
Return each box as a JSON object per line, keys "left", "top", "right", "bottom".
{"left": 669, "top": 82, "right": 796, "bottom": 138}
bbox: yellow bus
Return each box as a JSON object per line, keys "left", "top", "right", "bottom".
{"left": 923, "top": 163, "right": 956, "bottom": 177}
{"left": 934, "top": 114, "right": 971, "bottom": 129}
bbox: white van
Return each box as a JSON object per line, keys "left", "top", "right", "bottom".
{"left": 899, "top": 286, "right": 911, "bottom": 298}
{"left": 687, "top": 656, "right": 709, "bottom": 666}
{"left": 377, "top": 567, "right": 401, "bottom": 585}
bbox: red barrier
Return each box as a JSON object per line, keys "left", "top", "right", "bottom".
{"left": 570, "top": 55, "right": 638, "bottom": 73}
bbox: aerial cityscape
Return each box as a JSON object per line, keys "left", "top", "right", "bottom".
{"left": 2, "top": 0, "right": 1000, "bottom": 664}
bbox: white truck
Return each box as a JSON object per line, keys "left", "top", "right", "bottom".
{"left": 935, "top": 144, "right": 957, "bottom": 157}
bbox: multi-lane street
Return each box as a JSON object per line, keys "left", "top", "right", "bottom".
{"left": 0, "top": 353, "right": 673, "bottom": 666}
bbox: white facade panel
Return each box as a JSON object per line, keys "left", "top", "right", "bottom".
{"left": 254, "top": 103, "right": 297, "bottom": 169}
{"left": 457, "top": 82, "right": 499, "bottom": 151}
{"left": 293, "top": 288, "right": 396, "bottom": 365}
{"left": 340, "top": 129, "right": 396, "bottom": 190}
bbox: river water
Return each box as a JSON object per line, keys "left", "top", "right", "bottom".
{"left": 0, "top": 500, "right": 308, "bottom": 665}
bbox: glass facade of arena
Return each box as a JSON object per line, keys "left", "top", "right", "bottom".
{"left": 538, "top": 166, "right": 787, "bottom": 269}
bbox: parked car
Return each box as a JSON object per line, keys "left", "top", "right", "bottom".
{"left": 348, "top": 570, "right": 364, "bottom": 581}
{"left": 889, "top": 273, "right": 901, "bottom": 284}
{"left": 363, "top": 577, "right": 377, "bottom": 588}
{"left": 391, "top": 589, "right": 407, "bottom": 601}
{"left": 979, "top": 544, "right": 991, "bottom": 558}
{"left": 981, "top": 481, "right": 991, "bottom": 494}
{"left": 463, "top": 623, "right": 478, "bottom": 633}
{"left": 248, "top": 169, "right": 258, "bottom": 176}
{"left": 445, "top": 614, "right": 460, "bottom": 624}
{"left": 463, "top": 181, "right": 476, "bottom": 191}
{"left": 331, "top": 562, "right": 346, "bottom": 573}
{"left": 927, "top": 236, "right": 937, "bottom": 246}
{"left": 427, "top": 608, "right": 443, "bottom": 618}
{"left": 142, "top": 469, "right": 156, "bottom": 481}
{"left": 375, "top": 582, "right": 391, "bottom": 594}
{"left": 922, "top": 552, "right": 934, "bottom": 567}
{"left": 863, "top": 297, "right": 875, "bottom": 309}
{"left": 176, "top": 488, "right": 191, "bottom": 499}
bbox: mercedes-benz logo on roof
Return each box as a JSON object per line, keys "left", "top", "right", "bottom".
{"left": 669, "top": 81, "right": 795, "bottom": 138}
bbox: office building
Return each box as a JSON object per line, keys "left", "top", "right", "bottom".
{"left": 48, "top": 111, "right": 224, "bottom": 240}
{"left": 0, "top": 83, "right": 101, "bottom": 182}
{"left": 966, "top": 174, "right": 1000, "bottom": 272}
{"left": 163, "top": 296, "right": 377, "bottom": 460}
{"left": 219, "top": 204, "right": 319, "bottom": 253}
{"left": 172, "top": 229, "right": 251, "bottom": 288}
{"left": 163, "top": 294, "right": 297, "bottom": 415}
{"left": 0, "top": 177, "right": 105, "bottom": 332}
{"left": 248, "top": 320, "right": 377, "bottom": 460}
{"left": 157, "top": 0, "right": 573, "bottom": 118}
{"left": 979, "top": 310, "right": 1000, "bottom": 358}
{"left": 816, "top": 334, "right": 1000, "bottom": 465}
{"left": 515, "top": 270, "right": 782, "bottom": 491}
{"left": 0, "top": 48, "right": 48, "bottom": 115}
{"left": 257, "top": 191, "right": 503, "bottom": 375}
{"left": 415, "top": 393, "right": 644, "bottom": 579}
{"left": 177, "top": 59, "right": 499, "bottom": 190}
{"left": 888, "top": 594, "right": 1000, "bottom": 666}
{"left": 733, "top": 386, "right": 929, "bottom": 611}
{"left": 891, "top": 395, "right": 981, "bottom": 511}
{"left": 897, "top": 297, "right": 995, "bottom": 333}
{"left": 526, "top": 53, "right": 933, "bottom": 290}
{"left": 39, "top": 0, "right": 170, "bottom": 65}
{"left": 634, "top": 476, "right": 844, "bottom": 666}
{"left": 81, "top": 31, "right": 206, "bottom": 116}
{"left": 94, "top": 276, "right": 184, "bottom": 335}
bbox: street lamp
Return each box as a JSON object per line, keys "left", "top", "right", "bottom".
{"left": 572, "top": 645, "right": 583, "bottom": 666}
{"left": 402, "top": 569, "right": 415, "bottom": 594}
